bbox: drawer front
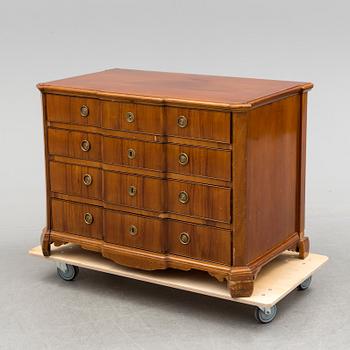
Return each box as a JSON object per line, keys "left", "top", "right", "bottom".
{"left": 51, "top": 199, "right": 103, "bottom": 239}
{"left": 103, "top": 137, "right": 165, "bottom": 171}
{"left": 48, "top": 128, "right": 102, "bottom": 161}
{"left": 104, "top": 171, "right": 164, "bottom": 212}
{"left": 167, "top": 181, "right": 231, "bottom": 223}
{"left": 167, "top": 144, "right": 231, "bottom": 180}
{"left": 166, "top": 107, "right": 231, "bottom": 143}
{"left": 168, "top": 221, "right": 231, "bottom": 265}
{"left": 102, "top": 101, "right": 164, "bottom": 134}
{"left": 46, "top": 94, "right": 101, "bottom": 127}
{"left": 104, "top": 210, "right": 165, "bottom": 252}
{"left": 50, "top": 161, "right": 102, "bottom": 200}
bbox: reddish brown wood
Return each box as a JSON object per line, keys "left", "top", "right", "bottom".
{"left": 296, "top": 92, "right": 309, "bottom": 249}
{"left": 166, "top": 180, "right": 231, "bottom": 223}
{"left": 50, "top": 161, "right": 102, "bottom": 200}
{"left": 244, "top": 95, "right": 301, "bottom": 263}
{"left": 166, "top": 144, "right": 231, "bottom": 180}
{"left": 40, "top": 227, "right": 51, "bottom": 256}
{"left": 48, "top": 128, "right": 102, "bottom": 161}
{"left": 46, "top": 94, "right": 101, "bottom": 127}
{"left": 167, "top": 221, "right": 231, "bottom": 265}
{"left": 166, "top": 107, "right": 231, "bottom": 142}
{"left": 102, "top": 100, "right": 165, "bottom": 135}
{"left": 38, "top": 68, "right": 312, "bottom": 107}
{"left": 38, "top": 68, "right": 313, "bottom": 298}
{"left": 232, "top": 111, "right": 248, "bottom": 267}
{"left": 104, "top": 210, "right": 166, "bottom": 253}
{"left": 298, "top": 236, "right": 310, "bottom": 259}
{"left": 51, "top": 199, "right": 103, "bottom": 239}
{"left": 103, "top": 136, "right": 166, "bottom": 172}
{"left": 103, "top": 171, "right": 164, "bottom": 212}
{"left": 228, "top": 267, "right": 255, "bottom": 298}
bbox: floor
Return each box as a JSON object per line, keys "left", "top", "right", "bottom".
{"left": 0, "top": 213, "right": 349, "bottom": 350}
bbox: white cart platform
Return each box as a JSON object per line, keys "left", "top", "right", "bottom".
{"left": 29, "top": 244, "right": 328, "bottom": 323}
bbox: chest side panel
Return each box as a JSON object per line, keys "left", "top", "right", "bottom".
{"left": 243, "top": 94, "right": 302, "bottom": 264}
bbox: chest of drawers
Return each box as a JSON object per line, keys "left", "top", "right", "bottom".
{"left": 38, "top": 69, "right": 313, "bottom": 297}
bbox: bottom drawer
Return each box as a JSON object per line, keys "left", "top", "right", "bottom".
{"left": 51, "top": 199, "right": 103, "bottom": 239}
{"left": 50, "top": 199, "right": 231, "bottom": 265}
{"left": 104, "top": 210, "right": 166, "bottom": 253}
{"left": 168, "top": 221, "right": 231, "bottom": 265}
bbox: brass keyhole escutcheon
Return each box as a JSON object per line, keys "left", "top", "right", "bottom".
{"left": 128, "top": 185, "right": 137, "bottom": 196}
{"left": 80, "top": 105, "right": 89, "bottom": 117}
{"left": 83, "top": 174, "right": 92, "bottom": 186}
{"left": 126, "top": 111, "right": 135, "bottom": 123}
{"left": 179, "top": 232, "right": 190, "bottom": 245}
{"left": 81, "top": 139, "right": 91, "bottom": 152}
{"left": 177, "top": 115, "right": 188, "bottom": 128}
{"left": 129, "top": 225, "right": 138, "bottom": 236}
{"left": 178, "top": 152, "right": 189, "bottom": 166}
{"left": 84, "top": 212, "right": 94, "bottom": 225}
{"left": 178, "top": 191, "right": 189, "bottom": 204}
{"left": 128, "top": 148, "right": 136, "bottom": 159}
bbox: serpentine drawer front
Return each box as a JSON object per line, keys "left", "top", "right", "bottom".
{"left": 38, "top": 68, "right": 313, "bottom": 297}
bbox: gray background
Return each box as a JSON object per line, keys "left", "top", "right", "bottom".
{"left": 0, "top": 0, "right": 349, "bottom": 349}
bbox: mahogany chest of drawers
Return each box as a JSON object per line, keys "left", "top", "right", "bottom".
{"left": 38, "top": 69, "right": 313, "bottom": 297}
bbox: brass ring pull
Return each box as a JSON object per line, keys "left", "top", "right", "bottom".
{"left": 179, "top": 232, "right": 190, "bottom": 245}
{"left": 178, "top": 152, "right": 189, "bottom": 166}
{"left": 84, "top": 212, "right": 94, "bottom": 225}
{"left": 127, "top": 148, "right": 136, "bottom": 159}
{"left": 178, "top": 191, "right": 189, "bottom": 204}
{"left": 177, "top": 115, "right": 188, "bottom": 128}
{"left": 126, "top": 111, "right": 135, "bottom": 123}
{"left": 129, "top": 225, "right": 138, "bottom": 235}
{"left": 80, "top": 139, "right": 91, "bottom": 152}
{"left": 128, "top": 185, "right": 137, "bottom": 196}
{"left": 83, "top": 174, "right": 92, "bottom": 186}
{"left": 80, "top": 105, "right": 89, "bottom": 117}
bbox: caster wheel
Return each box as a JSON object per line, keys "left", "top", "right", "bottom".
{"left": 298, "top": 276, "right": 312, "bottom": 290}
{"left": 254, "top": 305, "right": 277, "bottom": 324}
{"left": 57, "top": 264, "right": 79, "bottom": 281}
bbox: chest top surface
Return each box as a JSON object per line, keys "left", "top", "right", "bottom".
{"left": 37, "top": 68, "right": 312, "bottom": 108}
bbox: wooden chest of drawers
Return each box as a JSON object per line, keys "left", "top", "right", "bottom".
{"left": 38, "top": 68, "right": 313, "bottom": 297}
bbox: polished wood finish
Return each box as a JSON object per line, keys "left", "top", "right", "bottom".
{"left": 166, "top": 144, "right": 231, "bottom": 180}
{"left": 50, "top": 161, "right": 102, "bottom": 200}
{"left": 103, "top": 171, "right": 164, "bottom": 212}
{"left": 104, "top": 210, "right": 166, "bottom": 253}
{"left": 166, "top": 180, "right": 231, "bottom": 222}
{"left": 167, "top": 222, "right": 231, "bottom": 265}
{"left": 103, "top": 136, "right": 165, "bottom": 171}
{"left": 51, "top": 199, "right": 103, "bottom": 240}
{"left": 48, "top": 128, "right": 102, "bottom": 161}
{"left": 245, "top": 94, "right": 300, "bottom": 263}
{"left": 166, "top": 107, "right": 231, "bottom": 143}
{"left": 46, "top": 94, "right": 101, "bottom": 127}
{"left": 38, "top": 68, "right": 312, "bottom": 108}
{"left": 38, "top": 68, "right": 313, "bottom": 297}
{"left": 102, "top": 100, "right": 164, "bottom": 135}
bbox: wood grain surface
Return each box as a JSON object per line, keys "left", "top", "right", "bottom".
{"left": 39, "top": 68, "right": 313, "bottom": 297}
{"left": 38, "top": 68, "right": 312, "bottom": 107}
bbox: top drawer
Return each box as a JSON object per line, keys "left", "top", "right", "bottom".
{"left": 166, "top": 107, "right": 231, "bottom": 143}
{"left": 102, "top": 101, "right": 164, "bottom": 135}
{"left": 46, "top": 94, "right": 101, "bottom": 127}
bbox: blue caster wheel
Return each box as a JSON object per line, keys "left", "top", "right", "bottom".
{"left": 57, "top": 264, "right": 79, "bottom": 281}
{"left": 254, "top": 305, "right": 278, "bottom": 324}
{"left": 298, "top": 276, "right": 312, "bottom": 290}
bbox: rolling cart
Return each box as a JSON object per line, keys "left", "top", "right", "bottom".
{"left": 29, "top": 244, "right": 328, "bottom": 323}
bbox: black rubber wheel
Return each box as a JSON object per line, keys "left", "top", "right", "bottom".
{"left": 298, "top": 276, "right": 312, "bottom": 291}
{"left": 57, "top": 264, "right": 79, "bottom": 281}
{"left": 254, "top": 305, "right": 277, "bottom": 324}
